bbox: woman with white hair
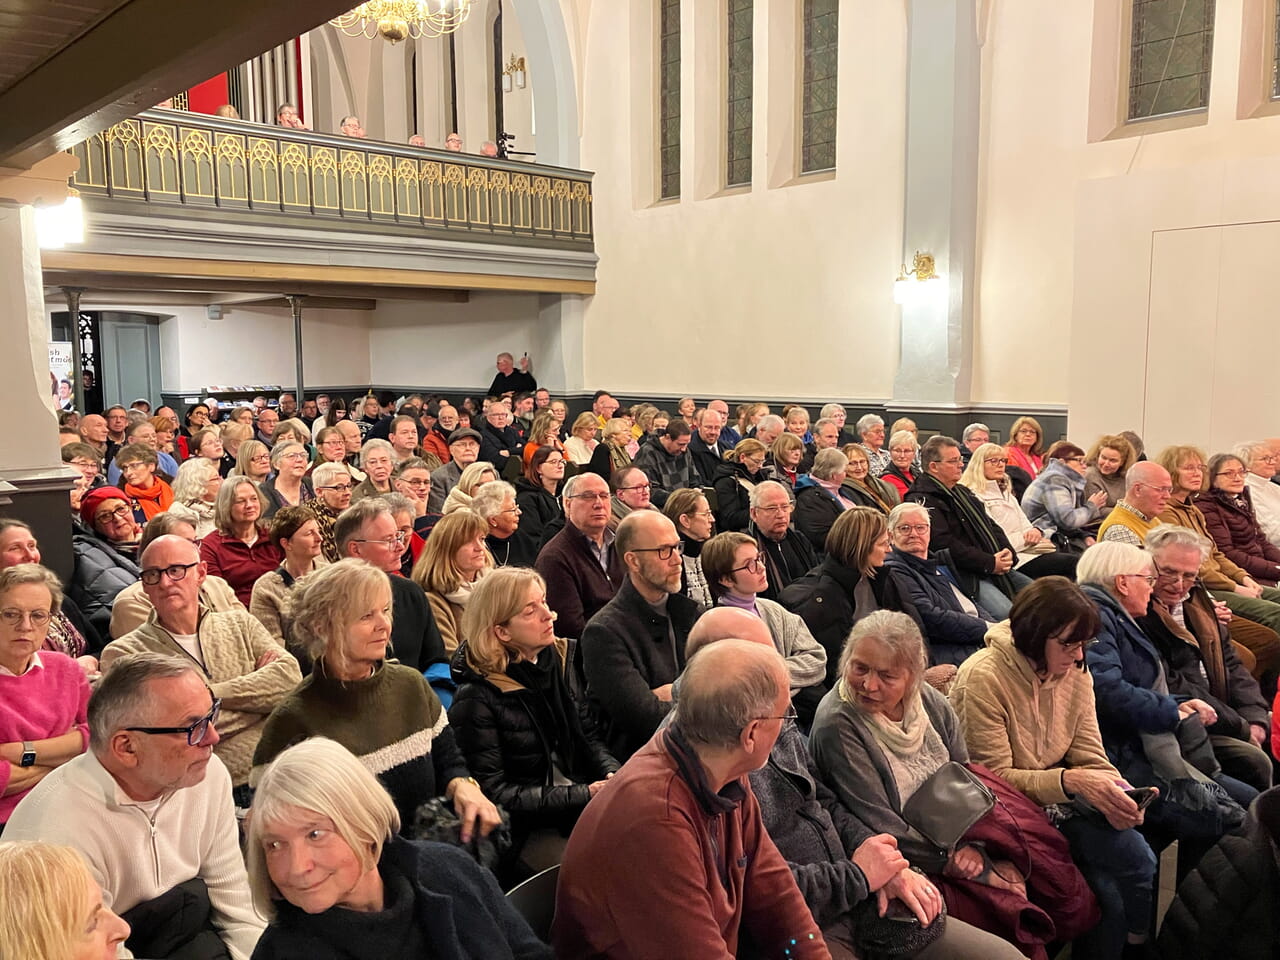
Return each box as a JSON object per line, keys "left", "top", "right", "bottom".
{"left": 1078, "top": 540, "right": 1256, "bottom": 846}
{"left": 472, "top": 480, "right": 538, "bottom": 568}
{"left": 260, "top": 441, "right": 314, "bottom": 519}
{"left": 810, "top": 611, "right": 1098, "bottom": 953}
{"left": 248, "top": 737, "right": 551, "bottom": 958}
{"left": 170, "top": 456, "right": 221, "bottom": 540}
{"left": 0, "top": 841, "right": 130, "bottom": 959}
{"left": 880, "top": 431, "right": 919, "bottom": 499}
{"left": 252, "top": 560, "right": 501, "bottom": 840}
{"left": 856, "top": 413, "right": 890, "bottom": 477}
{"left": 793, "top": 448, "right": 860, "bottom": 553}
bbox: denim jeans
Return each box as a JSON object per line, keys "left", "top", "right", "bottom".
{"left": 975, "top": 570, "right": 1032, "bottom": 619}
{"left": 1058, "top": 817, "right": 1157, "bottom": 959}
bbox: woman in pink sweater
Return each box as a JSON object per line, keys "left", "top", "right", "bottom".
{"left": 0, "top": 564, "right": 91, "bottom": 831}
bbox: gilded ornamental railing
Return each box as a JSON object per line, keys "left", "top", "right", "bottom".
{"left": 70, "top": 109, "right": 593, "bottom": 246}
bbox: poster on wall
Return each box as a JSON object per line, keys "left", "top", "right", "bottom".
{"left": 50, "top": 342, "right": 74, "bottom": 411}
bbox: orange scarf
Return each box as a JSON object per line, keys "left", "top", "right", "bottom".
{"left": 125, "top": 479, "right": 175, "bottom": 520}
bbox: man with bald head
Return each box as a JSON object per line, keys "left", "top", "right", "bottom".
{"left": 1098, "top": 461, "right": 1175, "bottom": 546}
{"left": 79, "top": 412, "right": 109, "bottom": 459}
{"left": 581, "top": 511, "right": 701, "bottom": 760}
{"left": 101, "top": 535, "right": 300, "bottom": 797}
{"left": 554, "top": 639, "right": 826, "bottom": 959}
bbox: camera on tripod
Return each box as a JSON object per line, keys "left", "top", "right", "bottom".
{"left": 497, "top": 131, "right": 534, "bottom": 161}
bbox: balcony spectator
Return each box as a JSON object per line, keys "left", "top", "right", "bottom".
{"left": 339, "top": 114, "right": 366, "bottom": 138}
{"left": 275, "top": 102, "right": 307, "bottom": 129}
{"left": 408, "top": 133, "right": 426, "bottom": 146}
{"left": 480, "top": 140, "right": 499, "bottom": 157}
{"left": 445, "top": 132, "right": 463, "bottom": 151}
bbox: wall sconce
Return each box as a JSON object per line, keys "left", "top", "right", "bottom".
{"left": 36, "top": 188, "right": 85, "bottom": 250}
{"left": 502, "top": 54, "right": 526, "bottom": 93}
{"left": 893, "top": 251, "right": 944, "bottom": 305}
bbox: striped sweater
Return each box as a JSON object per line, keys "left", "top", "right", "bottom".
{"left": 251, "top": 660, "right": 470, "bottom": 826}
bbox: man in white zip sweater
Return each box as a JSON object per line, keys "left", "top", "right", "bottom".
{"left": 5, "top": 652, "right": 264, "bottom": 959}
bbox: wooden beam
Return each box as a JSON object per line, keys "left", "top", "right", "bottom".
{"left": 0, "top": 0, "right": 357, "bottom": 168}
{"left": 40, "top": 251, "right": 596, "bottom": 295}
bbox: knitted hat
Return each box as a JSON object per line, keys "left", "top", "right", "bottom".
{"left": 80, "top": 485, "right": 128, "bottom": 526}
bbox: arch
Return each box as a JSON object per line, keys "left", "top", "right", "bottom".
{"left": 509, "top": 0, "right": 580, "bottom": 167}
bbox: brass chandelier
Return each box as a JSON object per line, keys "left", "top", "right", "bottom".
{"left": 329, "top": 0, "right": 473, "bottom": 43}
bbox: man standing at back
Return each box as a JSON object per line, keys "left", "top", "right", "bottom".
{"left": 5, "top": 652, "right": 265, "bottom": 958}
{"left": 487, "top": 351, "right": 536, "bottom": 397}
{"left": 554, "top": 638, "right": 826, "bottom": 958}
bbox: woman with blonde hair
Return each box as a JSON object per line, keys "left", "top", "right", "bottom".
{"left": 522, "top": 409, "right": 566, "bottom": 468}
{"left": 1084, "top": 435, "right": 1136, "bottom": 510}
{"left": 232, "top": 438, "right": 271, "bottom": 483}
{"left": 564, "top": 412, "right": 599, "bottom": 465}
{"left": 450, "top": 567, "right": 619, "bottom": 871}
{"left": 170, "top": 456, "right": 221, "bottom": 539}
{"left": 960, "top": 442, "right": 1077, "bottom": 578}
{"left": 1005, "top": 415, "right": 1046, "bottom": 481}
{"left": 737, "top": 402, "right": 768, "bottom": 441}
{"left": 199, "top": 477, "right": 282, "bottom": 606}
{"left": 768, "top": 432, "right": 805, "bottom": 489}
{"left": 252, "top": 560, "right": 501, "bottom": 838}
{"left": 412, "top": 510, "right": 493, "bottom": 654}
{"left": 0, "top": 841, "right": 130, "bottom": 959}
{"left": 586, "top": 417, "right": 633, "bottom": 480}
{"left": 442, "top": 460, "right": 498, "bottom": 515}
{"left": 247, "top": 737, "right": 548, "bottom": 958}
{"left": 218, "top": 420, "right": 253, "bottom": 477}
{"left": 714, "top": 437, "right": 770, "bottom": 531}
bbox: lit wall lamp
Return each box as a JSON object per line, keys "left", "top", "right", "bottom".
{"left": 36, "top": 188, "right": 85, "bottom": 250}
{"left": 893, "top": 251, "right": 944, "bottom": 305}
{"left": 502, "top": 54, "right": 526, "bottom": 93}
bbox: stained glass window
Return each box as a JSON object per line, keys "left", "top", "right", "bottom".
{"left": 659, "top": 0, "right": 681, "bottom": 199}
{"left": 726, "top": 0, "right": 753, "bottom": 187}
{"left": 801, "top": 0, "right": 838, "bottom": 173}
{"left": 1129, "top": 0, "right": 1215, "bottom": 120}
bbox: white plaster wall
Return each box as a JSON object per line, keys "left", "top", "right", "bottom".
{"left": 572, "top": 0, "right": 908, "bottom": 402}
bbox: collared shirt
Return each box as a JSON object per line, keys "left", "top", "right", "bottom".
{"left": 862, "top": 444, "right": 891, "bottom": 477}
{"left": 0, "top": 650, "right": 42, "bottom": 677}
{"left": 585, "top": 527, "right": 616, "bottom": 573}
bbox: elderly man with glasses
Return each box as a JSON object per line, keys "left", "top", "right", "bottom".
{"left": 100, "top": 536, "right": 300, "bottom": 801}
{"left": 4, "top": 651, "right": 266, "bottom": 958}
{"left": 747, "top": 480, "right": 818, "bottom": 602}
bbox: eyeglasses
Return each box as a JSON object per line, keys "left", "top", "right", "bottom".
{"left": 320, "top": 483, "right": 354, "bottom": 492}
{"left": 140, "top": 561, "right": 200, "bottom": 586}
{"left": 730, "top": 555, "right": 764, "bottom": 574}
{"left": 1055, "top": 637, "right": 1099, "bottom": 652}
{"left": 755, "top": 704, "right": 799, "bottom": 724}
{"left": 1154, "top": 565, "right": 1199, "bottom": 586}
{"left": 279, "top": 452, "right": 307, "bottom": 461}
{"left": 618, "top": 483, "right": 652, "bottom": 493}
{"left": 500, "top": 505, "right": 522, "bottom": 515}
{"left": 125, "top": 698, "right": 221, "bottom": 746}
{"left": 1215, "top": 469, "right": 1246, "bottom": 479}
{"left": 895, "top": 524, "right": 931, "bottom": 535}
{"left": 95, "top": 506, "right": 133, "bottom": 523}
{"left": 567, "top": 492, "right": 611, "bottom": 503}
{"left": 691, "top": 510, "right": 715, "bottom": 519}
{"left": 397, "top": 478, "right": 430, "bottom": 488}
{"left": 985, "top": 457, "right": 1008, "bottom": 465}
{"left": 630, "top": 542, "right": 685, "bottom": 560}
{"left": 0, "top": 608, "right": 51, "bottom": 627}
{"left": 1137, "top": 482, "right": 1174, "bottom": 495}
{"left": 353, "top": 533, "right": 408, "bottom": 547}
{"left": 755, "top": 503, "right": 794, "bottom": 514}
{"left": 1120, "top": 573, "right": 1158, "bottom": 586}
{"left": 250, "top": 454, "right": 271, "bottom": 463}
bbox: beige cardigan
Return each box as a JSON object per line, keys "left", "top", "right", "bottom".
{"left": 949, "top": 621, "right": 1118, "bottom": 805}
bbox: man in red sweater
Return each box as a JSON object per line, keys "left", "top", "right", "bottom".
{"left": 553, "top": 639, "right": 827, "bottom": 958}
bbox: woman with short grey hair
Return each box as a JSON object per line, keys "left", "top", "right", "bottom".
{"left": 856, "top": 414, "right": 890, "bottom": 477}
{"left": 793, "top": 448, "right": 857, "bottom": 553}
{"left": 260, "top": 441, "right": 314, "bottom": 518}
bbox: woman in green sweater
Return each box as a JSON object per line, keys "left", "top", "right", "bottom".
{"left": 252, "top": 559, "right": 501, "bottom": 842}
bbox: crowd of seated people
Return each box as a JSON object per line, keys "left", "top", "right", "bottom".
{"left": 7, "top": 365, "right": 1280, "bottom": 958}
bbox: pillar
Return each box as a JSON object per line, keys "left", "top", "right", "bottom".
{"left": 891, "top": 0, "right": 980, "bottom": 417}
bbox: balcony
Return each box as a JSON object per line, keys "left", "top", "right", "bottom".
{"left": 52, "top": 109, "right": 596, "bottom": 297}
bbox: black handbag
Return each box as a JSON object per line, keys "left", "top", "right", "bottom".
{"left": 901, "top": 761, "right": 994, "bottom": 850}
{"left": 851, "top": 872, "right": 947, "bottom": 960}
{"left": 408, "top": 797, "right": 513, "bottom": 872}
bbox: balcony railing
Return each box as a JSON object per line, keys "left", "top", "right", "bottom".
{"left": 69, "top": 110, "right": 593, "bottom": 248}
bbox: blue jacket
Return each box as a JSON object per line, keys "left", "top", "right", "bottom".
{"left": 1082, "top": 583, "right": 1183, "bottom": 777}
{"left": 881, "top": 548, "right": 992, "bottom": 666}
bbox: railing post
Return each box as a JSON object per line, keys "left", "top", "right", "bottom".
{"left": 286, "top": 293, "right": 305, "bottom": 402}
{"left": 61, "top": 286, "right": 87, "bottom": 413}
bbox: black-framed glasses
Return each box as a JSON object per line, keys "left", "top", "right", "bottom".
{"left": 140, "top": 561, "right": 200, "bottom": 586}
{"left": 730, "top": 555, "right": 765, "bottom": 574}
{"left": 755, "top": 704, "right": 799, "bottom": 724}
{"left": 319, "top": 483, "right": 354, "bottom": 492}
{"left": 95, "top": 505, "right": 133, "bottom": 523}
{"left": 125, "top": 698, "right": 221, "bottom": 746}
{"left": 618, "top": 482, "right": 652, "bottom": 493}
{"left": 629, "top": 542, "right": 685, "bottom": 560}
{"left": 1055, "top": 637, "right": 1099, "bottom": 652}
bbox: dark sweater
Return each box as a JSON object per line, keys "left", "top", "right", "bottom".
{"left": 580, "top": 578, "right": 700, "bottom": 760}
{"left": 487, "top": 369, "right": 537, "bottom": 398}
{"left": 252, "top": 836, "right": 552, "bottom": 959}
{"left": 252, "top": 661, "right": 470, "bottom": 828}
{"left": 534, "top": 522, "right": 622, "bottom": 640}
{"left": 749, "top": 522, "right": 819, "bottom": 602}
{"left": 390, "top": 574, "right": 448, "bottom": 671}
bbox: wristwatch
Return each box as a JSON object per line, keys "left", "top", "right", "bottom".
{"left": 19, "top": 741, "right": 36, "bottom": 767}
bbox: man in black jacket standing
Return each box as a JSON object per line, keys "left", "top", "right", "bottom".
{"left": 581, "top": 511, "right": 699, "bottom": 760}
{"left": 487, "top": 352, "right": 536, "bottom": 398}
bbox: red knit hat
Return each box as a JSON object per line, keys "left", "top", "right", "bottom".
{"left": 80, "top": 485, "right": 129, "bottom": 527}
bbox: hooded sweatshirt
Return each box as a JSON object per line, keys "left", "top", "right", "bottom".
{"left": 948, "top": 621, "right": 1119, "bottom": 806}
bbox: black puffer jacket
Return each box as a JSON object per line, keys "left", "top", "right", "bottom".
{"left": 448, "top": 638, "right": 618, "bottom": 826}
{"left": 1157, "top": 786, "right": 1280, "bottom": 960}
{"left": 778, "top": 556, "right": 922, "bottom": 687}
{"left": 713, "top": 460, "right": 767, "bottom": 532}
{"left": 69, "top": 525, "right": 141, "bottom": 639}
{"left": 513, "top": 476, "right": 563, "bottom": 545}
